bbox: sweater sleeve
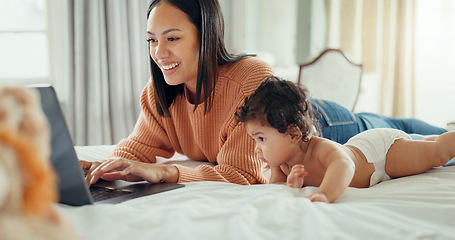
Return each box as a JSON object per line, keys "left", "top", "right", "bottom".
{"left": 109, "top": 81, "right": 175, "bottom": 162}
{"left": 175, "top": 121, "right": 268, "bottom": 184}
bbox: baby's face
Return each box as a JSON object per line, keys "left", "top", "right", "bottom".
{"left": 245, "top": 121, "right": 296, "bottom": 167}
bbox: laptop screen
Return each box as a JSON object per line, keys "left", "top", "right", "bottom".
{"left": 35, "top": 86, "right": 93, "bottom": 206}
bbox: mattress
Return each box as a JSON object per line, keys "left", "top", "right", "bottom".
{"left": 57, "top": 145, "right": 455, "bottom": 240}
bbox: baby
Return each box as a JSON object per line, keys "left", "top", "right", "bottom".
{"left": 236, "top": 75, "right": 455, "bottom": 203}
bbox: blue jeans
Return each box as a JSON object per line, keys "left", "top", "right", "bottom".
{"left": 312, "top": 99, "right": 454, "bottom": 167}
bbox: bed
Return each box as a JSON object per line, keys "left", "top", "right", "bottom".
{"left": 57, "top": 145, "right": 455, "bottom": 240}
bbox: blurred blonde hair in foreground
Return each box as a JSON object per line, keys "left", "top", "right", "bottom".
{"left": 0, "top": 86, "right": 79, "bottom": 240}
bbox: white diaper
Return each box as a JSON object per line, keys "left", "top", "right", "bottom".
{"left": 345, "top": 128, "right": 411, "bottom": 186}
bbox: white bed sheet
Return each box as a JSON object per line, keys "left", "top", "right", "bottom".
{"left": 58, "top": 145, "right": 455, "bottom": 240}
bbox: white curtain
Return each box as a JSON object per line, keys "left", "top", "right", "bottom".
{"left": 325, "top": 0, "right": 416, "bottom": 117}
{"left": 413, "top": 0, "right": 455, "bottom": 127}
{"left": 47, "top": 0, "right": 150, "bottom": 146}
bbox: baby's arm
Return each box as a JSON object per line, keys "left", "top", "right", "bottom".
{"left": 309, "top": 146, "right": 355, "bottom": 203}
{"left": 286, "top": 164, "right": 308, "bottom": 188}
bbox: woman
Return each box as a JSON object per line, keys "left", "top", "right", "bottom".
{"left": 82, "top": 0, "right": 274, "bottom": 185}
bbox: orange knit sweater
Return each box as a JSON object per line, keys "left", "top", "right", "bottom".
{"left": 111, "top": 57, "right": 274, "bottom": 185}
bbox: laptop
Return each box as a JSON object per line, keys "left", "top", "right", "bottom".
{"left": 34, "top": 85, "right": 184, "bottom": 206}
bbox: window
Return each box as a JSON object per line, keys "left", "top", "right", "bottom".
{"left": 0, "top": 0, "right": 49, "bottom": 85}
{"left": 414, "top": 0, "right": 455, "bottom": 127}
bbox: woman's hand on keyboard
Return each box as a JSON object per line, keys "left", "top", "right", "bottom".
{"left": 80, "top": 160, "right": 104, "bottom": 186}
{"left": 88, "top": 158, "right": 179, "bottom": 185}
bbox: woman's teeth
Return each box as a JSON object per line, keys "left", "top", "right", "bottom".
{"left": 162, "top": 63, "right": 180, "bottom": 70}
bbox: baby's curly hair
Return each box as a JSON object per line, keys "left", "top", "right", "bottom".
{"left": 235, "top": 75, "right": 319, "bottom": 142}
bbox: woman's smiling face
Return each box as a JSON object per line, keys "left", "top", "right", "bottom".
{"left": 147, "top": 2, "right": 200, "bottom": 94}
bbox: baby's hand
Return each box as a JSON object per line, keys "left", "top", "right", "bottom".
{"left": 307, "top": 193, "right": 329, "bottom": 203}
{"left": 286, "top": 164, "right": 308, "bottom": 188}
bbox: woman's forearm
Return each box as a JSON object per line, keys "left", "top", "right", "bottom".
{"left": 162, "top": 165, "right": 179, "bottom": 183}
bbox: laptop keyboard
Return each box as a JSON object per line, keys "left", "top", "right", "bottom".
{"left": 90, "top": 186, "right": 134, "bottom": 202}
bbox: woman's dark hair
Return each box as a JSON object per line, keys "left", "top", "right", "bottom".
{"left": 147, "top": 0, "right": 249, "bottom": 117}
{"left": 236, "top": 75, "right": 319, "bottom": 142}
